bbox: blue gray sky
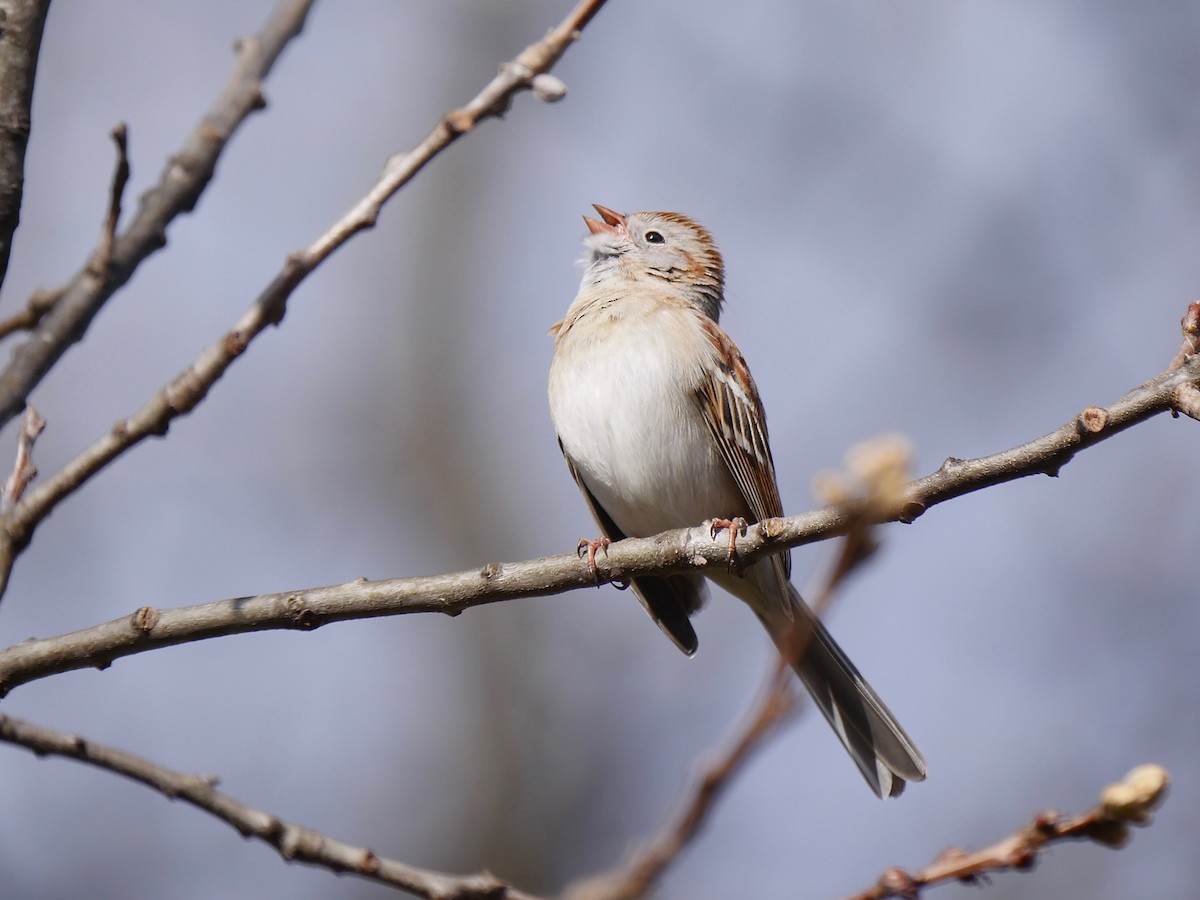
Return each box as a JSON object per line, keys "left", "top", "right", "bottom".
{"left": 1, "top": 2, "right": 1198, "bottom": 898}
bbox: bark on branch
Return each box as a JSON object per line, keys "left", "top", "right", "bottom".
{"left": 845, "top": 765, "right": 1170, "bottom": 899}
{"left": 0, "top": 0, "right": 51, "bottom": 293}
{"left": 0, "top": 0, "right": 315, "bottom": 428}
{"left": 0, "top": 712, "right": 542, "bottom": 900}
{"left": 0, "top": 0, "right": 612, "bottom": 603}
{"left": 0, "top": 325, "right": 1194, "bottom": 696}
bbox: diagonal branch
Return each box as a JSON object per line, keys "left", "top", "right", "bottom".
{"left": 0, "top": 315, "right": 1194, "bottom": 696}
{"left": 0, "top": 0, "right": 611, "bottom": 604}
{"left": 1, "top": 402, "right": 44, "bottom": 510}
{"left": 0, "top": 0, "right": 316, "bottom": 428}
{"left": 87, "top": 123, "right": 132, "bottom": 280}
{"left": 565, "top": 503, "right": 896, "bottom": 900}
{"left": 0, "top": 712, "right": 544, "bottom": 900}
{"left": 845, "top": 764, "right": 1170, "bottom": 899}
{"left": 0, "top": 0, "right": 52, "bottom": 293}
{"left": 566, "top": 665, "right": 799, "bottom": 900}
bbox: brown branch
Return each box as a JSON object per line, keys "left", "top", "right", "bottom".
{"left": 0, "top": 284, "right": 60, "bottom": 340}
{"left": 566, "top": 663, "right": 799, "bottom": 900}
{"left": 0, "top": 712, "right": 543, "bottom": 900}
{"left": 0, "top": 311, "right": 1194, "bottom": 695}
{"left": 0, "top": 0, "right": 316, "bottom": 430}
{"left": 0, "top": 0, "right": 611, "bottom": 605}
{"left": 0, "top": 0, "right": 51, "bottom": 293}
{"left": 1165, "top": 300, "right": 1199, "bottom": 370}
{"left": 1, "top": 402, "right": 43, "bottom": 510}
{"left": 846, "top": 765, "right": 1171, "bottom": 900}
{"left": 300, "top": 0, "right": 606, "bottom": 264}
{"left": 1169, "top": 301, "right": 1200, "bottom": 421}
{"left": 564, "top": 490, "right": 892, "bottom": 900}
{"left": 87, "top": 123, "right": 131, "bottom": 280}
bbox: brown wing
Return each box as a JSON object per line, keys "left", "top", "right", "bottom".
{"left": 694, "top": 317, "right": 792, "bottom": 607}
{"left": 559, "top": 441, "right": 702, "bottom": 655}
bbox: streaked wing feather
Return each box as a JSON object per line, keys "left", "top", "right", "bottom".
{"left": 694, "top": 317, "right": 791, "bottom": 593}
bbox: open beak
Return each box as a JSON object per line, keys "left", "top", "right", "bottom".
{"left": 583, "top": 203, "right": 626, "bottom": 235}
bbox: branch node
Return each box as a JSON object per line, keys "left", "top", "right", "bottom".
{"left": 444, "top": 109, "right": 474, "bottom": 135}
{"left": 2, "top": 405, "right": 46, "bottom": 511}
{"left": 479, "top": 562, "right": 502, "bottom": 580}
{"left": 285, "top": 594, "right": 321, "bottom": 630}
{"left": 938, "top": 456, "right": 965, "bottom": 475}
{"left": 1101, "top": 763, "right": 1170, "bottom": 823}
{"left": 1077, "top": 406, "right": 1109, "bottom": 434}
{"left": 0, "top": 287, "right": 65, "bottom": 340}
{"left": 878, "top": 865, "right": 918, "bottom": 896}
{"left": 532, "top": 73, "right": 567, "bottom": 103}
{"left": 1031, "top": 809, "right": 1061, "bottom": 833}
{"left": 360, "top": 849, "right": 381, "bottom": 875}
{"left": 1172, "top": 383, "right": 1200, "bottom": 421}
{"left": 1042, "top": 460, "right": 1065, "bottom": 478}
{"left": 223, "top": 329, "right": 249, "bottom": 358}
{"left": 86, "top": 122, "right": 131, "bottom": 281}
{"left": 131, "top": 606, "right": 161, "bottom": 634}
{"left": 164, "top": 369, "right": 203, "bottom": 418}
{"left": 897, "top": 500, "right": 926, "bottom": 524}
{"left": 1181, "top": 301, "right": 1200, "bottom": 344}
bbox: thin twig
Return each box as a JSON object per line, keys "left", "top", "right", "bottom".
{"left": 0, "top": 312, "right": 1194, "bottom": 695}
{"left": 0, "top": 286, "right": 62, "bottom": 340}
{"left": 0, "top": 0, "right": 316, "bottom": 430}
{"left": 0, "top": 712, "right": 543, "bottom": 900}
{"left": 565, "top": 479, "right": 893, "bottom": 900}
{"left": 1168, "top": 301, "right": 1200, "bottom": 420}
{"left": 845, "top": 765, "right": 1171, "bottom": 899}
{"left": 1, "top": 404, "right": 44, "bottom": 511}
{"left": 0, "top": 0, "right": 611, "bottom": 605}
{"left": 86, "top": 123, "right": 131, "bottom": 281}
{"left": 565, "top": 661, "right": 799, "bottom": 900}
{"left": 1165, "top": 300, "right": 1199, "bottom": 371}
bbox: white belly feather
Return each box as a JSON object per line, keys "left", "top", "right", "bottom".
{"left": 549, "top": 301, "right": 744, "bottom": 538}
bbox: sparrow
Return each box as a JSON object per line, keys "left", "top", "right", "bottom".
{"left": 547, "top": 205, "right": 925, "bottom": 797}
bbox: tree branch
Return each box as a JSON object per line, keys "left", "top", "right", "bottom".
{"left": 845, "top": 765, "right": 1170, "bottom": 899}
{"left": 565, "top": 504, "right": 895, "bottom": 900}
{"left": 87, "top": 122, "right": 131, "bottom": 281}
{"left": 0, "top": 314, "right": 1194, "bottom": 695}
{"left": 0, "top": 0, "right": 51, "bottom": 293}
{"left": 0, "top": 0, "right": 315, "bottom": 429}
{"left": 565, "top": 666, "right": 799, "bottom": 900}
{"left": 1, "top": 402, "right": 43, "bottom": 510}
{"left": 0, "top": 0, "right": 611, "bottom": 603}
{"left": 0, "top": 712, "right": 543, "bottom": 900}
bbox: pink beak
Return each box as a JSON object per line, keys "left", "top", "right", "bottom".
{"left": 583, "top": 203, "right": 626, "bottom": 235}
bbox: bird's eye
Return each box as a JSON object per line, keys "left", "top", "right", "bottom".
{"left": 644, "top": 230, "right": 665, "bottom": 244}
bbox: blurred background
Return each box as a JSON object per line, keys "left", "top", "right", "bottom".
{"left": 1, "top": 1, "right": 1198, "bottom": 897}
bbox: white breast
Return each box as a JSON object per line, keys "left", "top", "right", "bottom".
{"left": 549, "top": 299, "right": 745, "bottom": 538}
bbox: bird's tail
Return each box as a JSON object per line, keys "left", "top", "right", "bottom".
{"left": 764, "top": 584, "right": 926, "bottom": 798}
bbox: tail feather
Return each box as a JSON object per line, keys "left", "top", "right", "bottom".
{"left": 770, "top": 584, "right": 926, "bottom": 798}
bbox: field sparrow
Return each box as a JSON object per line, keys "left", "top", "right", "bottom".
{"left": 547, "top": 206, "right": 926, "bottom": 797}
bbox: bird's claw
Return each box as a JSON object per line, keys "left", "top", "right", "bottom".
{"left": 708, "top": 517, "right": 749, "bottom": 574}
{"left": 577, "top": 537, "right": 611, "bottom": 583}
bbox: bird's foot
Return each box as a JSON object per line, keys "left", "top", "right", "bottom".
{"left": 708, "top": 517, "right": 749, "bottom": 574}
{"left": 576, "top": 537, "right": 611, "bottom": 583}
